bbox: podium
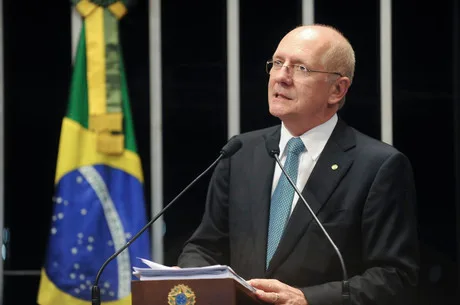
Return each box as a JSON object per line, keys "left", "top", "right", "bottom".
{"left": 132, "top": 278, "right": 268, "bottom": 305}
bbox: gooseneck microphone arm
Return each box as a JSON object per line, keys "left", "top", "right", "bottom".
{"left": 265, "top": 138, "right": 350, "bottom": 305}
{"left": 91, "top": 138, "right": 243, "bottom": 305}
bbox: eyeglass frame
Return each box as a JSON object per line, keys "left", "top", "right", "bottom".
{"left": 266, "top": 59, "right": 343, "bottom": 78}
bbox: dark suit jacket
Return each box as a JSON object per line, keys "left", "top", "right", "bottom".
{"left": 178, "top": 120, "right": 419, "bottom": 305}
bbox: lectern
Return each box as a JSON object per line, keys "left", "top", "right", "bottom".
{"left": 132, "top": 278, "right": 268, "bottom": 305}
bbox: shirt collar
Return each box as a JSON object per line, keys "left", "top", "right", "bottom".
{"left": 279, "top": 114, "right": 338, "bottom": 161}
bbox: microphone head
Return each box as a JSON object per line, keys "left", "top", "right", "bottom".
{"left": 220, "top": 137, "right": 243, "bottom": 158}
{"left": 264, "top": 136, "right": 280, "bottom": 158}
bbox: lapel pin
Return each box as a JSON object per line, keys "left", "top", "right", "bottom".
{"left": 331, "top": 164, "right": 339, "bottom": 170}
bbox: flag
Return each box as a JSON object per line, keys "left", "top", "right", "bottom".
{"left": 38, "top": 1, "right": 150, "bottom": 304}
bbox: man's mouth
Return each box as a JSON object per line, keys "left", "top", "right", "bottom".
{"left": 275, "top": 93, "right": 290, "bottom": 100}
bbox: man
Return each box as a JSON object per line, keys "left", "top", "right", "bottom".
{"left": 178, "top": 25, "right": 419, "bottom": 305}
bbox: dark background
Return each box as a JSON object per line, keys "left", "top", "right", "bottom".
{"left": 3, "top": 0, "right": 460, "bottom": 304}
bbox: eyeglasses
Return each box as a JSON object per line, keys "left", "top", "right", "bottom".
{"left": 266, "top": 60, "right": 343, "bottom": 78}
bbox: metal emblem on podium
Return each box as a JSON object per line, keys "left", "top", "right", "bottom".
{"left": 168, "top": 284, "right": 196, "bottom": 305}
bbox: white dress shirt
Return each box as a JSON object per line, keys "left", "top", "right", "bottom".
{"left": 271, "top": 114, "right": 338, "bottom": 214}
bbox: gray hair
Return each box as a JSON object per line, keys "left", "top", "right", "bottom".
{"left": 314, "top": 25, "right": 355, "bottom": 108}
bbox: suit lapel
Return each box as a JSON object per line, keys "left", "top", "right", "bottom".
{"left": 266, "top": 120, "right": 355, "bottom": 275}
{"left": 249, "top": 127, "right": 280, "bottom": 277}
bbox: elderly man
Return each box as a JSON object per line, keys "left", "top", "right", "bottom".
{"left": 178, "top": 25, "right": 419, "bottom": 305}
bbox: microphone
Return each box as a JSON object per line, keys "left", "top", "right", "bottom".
{"left": 265, "top": 136, "right": 350, "bottom": 305}
{"left": 91, "top": 137, "right": 243, "bottom": 305}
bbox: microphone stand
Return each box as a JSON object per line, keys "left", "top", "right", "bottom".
{"left": 271, "top": 152, "right": 350, "bottom": 305}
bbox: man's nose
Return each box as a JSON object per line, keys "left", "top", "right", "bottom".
{"left": 273, "top": 66, "right": 294, "bottom": 85}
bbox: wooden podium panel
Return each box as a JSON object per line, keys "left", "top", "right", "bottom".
{"left": 132, "top": 278, "right": 267, "bottom": 305}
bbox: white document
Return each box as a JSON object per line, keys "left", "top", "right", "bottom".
{"left": 132, "top": 257, "right": 256, "bottom": 293}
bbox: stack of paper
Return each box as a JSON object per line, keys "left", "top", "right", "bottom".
{"left": 133, "top": 258, "right": 255, "bottom": 292}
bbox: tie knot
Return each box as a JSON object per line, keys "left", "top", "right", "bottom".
{"left": 286, "top": 137, "right": 305, "bottom": 156}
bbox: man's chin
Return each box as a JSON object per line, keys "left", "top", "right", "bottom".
{"left": 269, "top": 106, "right": 290, "bottom": 120}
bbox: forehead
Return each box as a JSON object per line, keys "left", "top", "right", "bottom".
{"left": 273, "top": 28, "right": 327, "bottom": 64}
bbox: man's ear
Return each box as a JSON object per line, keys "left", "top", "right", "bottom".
{"left": 328, "top": 77, "right": 351, "bottom": 105}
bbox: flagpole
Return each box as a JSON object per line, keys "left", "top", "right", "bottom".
{"left": 149, "top": 0, "right": 164, "bottom": 263}
{"left": 0, "top": 0, "right": 5, "bottom": 300}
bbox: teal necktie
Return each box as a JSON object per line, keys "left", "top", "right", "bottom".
{"left": 266, "top": 137, "right": 305, "bottom": 268}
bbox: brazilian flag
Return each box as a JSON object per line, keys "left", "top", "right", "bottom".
{"left": 37, "top": 1, "right": 150, "bottom": 304}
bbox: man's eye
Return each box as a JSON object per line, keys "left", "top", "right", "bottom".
{"left": 297, "top": 65, "right": 308, "bottom": 72}
{"left": 274, "top": 60, "right": 283, "bottom": 67}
